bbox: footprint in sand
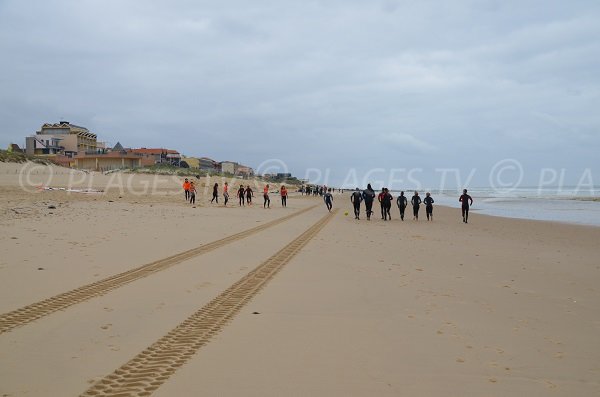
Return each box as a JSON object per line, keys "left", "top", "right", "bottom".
{"left": 545, "top": 380, "right": 557, "bottom": 389}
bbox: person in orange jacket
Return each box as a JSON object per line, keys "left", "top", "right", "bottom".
{"left": 182, "top": 178, "right": 191, "bottom": 201}
{"left": 280, "top": 185, "right": 288, "bottom": 207}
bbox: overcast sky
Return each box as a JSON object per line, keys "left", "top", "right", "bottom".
{"left": 1, "top": 0, "right": 598, "bottom": 188}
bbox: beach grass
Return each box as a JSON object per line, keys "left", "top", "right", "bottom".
{"left": 0, "top": 149, "right": 49, "bottom": 164}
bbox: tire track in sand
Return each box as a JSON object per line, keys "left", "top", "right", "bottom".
{"left": 0, "top": 205, "right": 317, "bottom": 334}
{"left": 80, "top": 209, "right": 338, "bottom": 397}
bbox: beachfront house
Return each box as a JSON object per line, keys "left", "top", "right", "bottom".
{"left": 236, "top": 165, "right": 254, "bottom": 178}
{"left": 220, "top": 161, "right": 238, "bottom": 175}
{"left": 198, "top": 157, "right": 219, "bottom": 171}
{"left": 73, "top": 152, "right": 142, "bottom": 171}
{"left": 130, "top": 148, "right": 181, "bottom": 167}
{"left": 25, "top": 121, "right": 102, "bottom": 157}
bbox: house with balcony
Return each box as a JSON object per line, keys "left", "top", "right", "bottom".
{"left": 25, "top": 121, "right": 100, "bottom": 156}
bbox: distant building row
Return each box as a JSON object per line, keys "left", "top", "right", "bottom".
{"left": 21, "top": 121, "right": 253, "bottom": 176}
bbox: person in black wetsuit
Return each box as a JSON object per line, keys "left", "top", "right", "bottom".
{"left": 245, "top": 186, "right": 253, "bottom": 204}
{"left": 350, "top": 188, "right": 363, "bottom": 219}
{"left": 396, "top": 191, "right": 408, "bottom": 221}
{"left": 382, "top": 188, "right": 393, "bottom": 220}
{"left": 238, "top": 185, "right": 245, "bottom": 206}
{"left": 377, "top": 188, "right": 386, "bottom": 219}
{"left": 411, "top": 191, "right": 421, "bottom": 221}
{"left": 211, "top": 183, "right": 219, "bottom": 203}
{"left": 362, "top": 183, "right": 376, "bottom": 221}
{"left": 424, "top": 192, "right": 434, "bottom": 221}
{"left": 324, "top": 188, "right": 333, "bottom": 211}
{"left": 459, "top": 189, "right": 473, "bottom": 223}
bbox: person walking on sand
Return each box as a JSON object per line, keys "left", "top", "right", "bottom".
{"left": 411, "top": 191, "right": 421, "bottom": 221}
{"left": 459, "top": 189, "right": 474, "bottom": 223}
{"left": 324, "top": 188, "right": 333, "bottom": 212}
{"left": 396, "top": 191, "right": 408, "bottom": 221}
{"left": 183, "top": 178, "right": 190, "bottom": 201}
{"left": 211, "top": 183, "right": 219, "bottom": 204}
{"left": 350, "top": 187, "right": 363, "bottom": 219}
{"left": 424, "top": 192, "right": 434, "bottom": 221}
{"left": 378, "top": 188, "right": 386, "bottom": 219}
{"left": 280, "top": 185, "right": 288, "bottom": 207}
{"left": 238, "top": 185, "right": 246, "bottom": 206}
{"left": 189, "top": 181, "right": 197, "bottom": 205}
{"left": 362, "top": 183, "right": 376, "bottom": 221}
{"left": 382, "top": 188, "right": 393, "bottom": 221}
{"left": 223, "top": 182, "right": 229, "bottom": 206}
{"left": 263, "top": 184, "right": 271, "bottom": 208}
{"left": 245, "top": 185, "right": 253, "bottom": 205}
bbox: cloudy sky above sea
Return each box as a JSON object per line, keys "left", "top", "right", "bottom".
{"left": 1, "top": 0, "right": 599, "bottom": 189}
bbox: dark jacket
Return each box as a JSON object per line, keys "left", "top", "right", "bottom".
{"left": 362, "top": 189, "right": 375, "bottom": 203}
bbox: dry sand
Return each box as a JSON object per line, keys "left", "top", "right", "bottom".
{"left": 1, "top": 162, "right": 599, "bottom": 396}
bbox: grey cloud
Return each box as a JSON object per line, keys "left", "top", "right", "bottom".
{"left": 1, "top": 0, "right": 599, "bottom": 187}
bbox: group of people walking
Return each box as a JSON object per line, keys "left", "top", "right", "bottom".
{"left": 183, "top": 178, "right": 474, "bottom": 223}
{"left": 347, "top": 184, "right": 474, "bottom": 223}
{"left": 182, "top": 178, "right": 197, "bottom": 205}
{"left": 183, "top": 179, "right": 289, "bottom": 209}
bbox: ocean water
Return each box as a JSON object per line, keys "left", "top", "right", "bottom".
{"left": 390, "top": 187, "right": 600, "bottom": 227}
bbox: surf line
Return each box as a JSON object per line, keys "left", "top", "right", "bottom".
{"left": 81, "top": 209, "right": 338, "bottom": 397}
{"left": 0, "top": 205, "right": 318, "bottom": 334}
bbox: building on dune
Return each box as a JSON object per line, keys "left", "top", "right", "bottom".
{"left": 25, "top": 121, "right": 105, "bottom": 156}
{"left": 236, "top": 165, "right": 254, "bottom": 178}
{"left": 129, "top": 148, "right": 181, "bottom": 167}
{"left": 73, "top": 152, "right": 142, "bottom": 171}
{"left": 21, "top": 122, "right": 259, "bottom": 176}
{"left": 198, "top": 157, "right": 219, "bottom": 171}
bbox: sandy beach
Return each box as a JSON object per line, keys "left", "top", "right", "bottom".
{"left": 1, "top": 162, "right": 599, "bottom": 396}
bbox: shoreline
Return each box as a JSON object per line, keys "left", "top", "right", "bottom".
{"left": 433, "top": 203, "right": 600, "bottom": 228}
